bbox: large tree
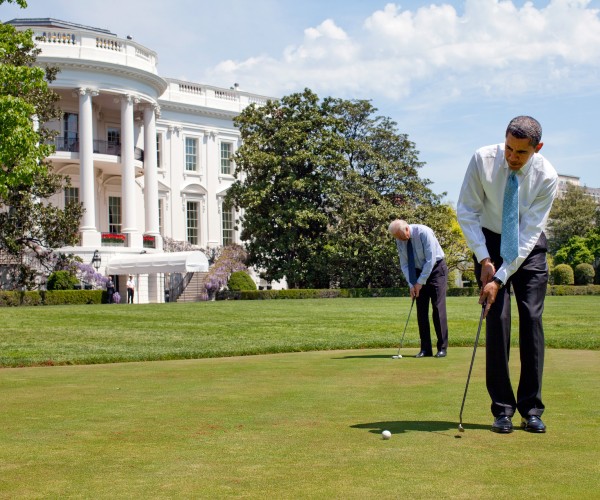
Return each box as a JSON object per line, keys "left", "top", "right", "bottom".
{"left": 0, "top": 2, "right": 83, "bottom": 289}
{"left": 547, "top": 183, "right": 597, "bottom": 254}
{"left": 228, "top": 89, "right": 457, "bottom": 288}
{"left": 227, "top": 89, "right": 346, "bottom": 288}
{"left": 322, "top": 98, "right": 447, "bottom": 288}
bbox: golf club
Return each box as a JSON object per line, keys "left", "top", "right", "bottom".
{"left": 458, "top": 303, "right": 486, "bottom": 433}
{"left": 392, "top": 296, "right": 416, "bottom": 359}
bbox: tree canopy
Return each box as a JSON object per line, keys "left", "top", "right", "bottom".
{"left": 547, "top": 183, "right": 598, "bottom": 254}
{"left": 227, "top": 89, "right": 462, "bottom": 288}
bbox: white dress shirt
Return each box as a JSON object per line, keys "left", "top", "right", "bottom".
{"left": 457, "top": 143, "right": 558, "bottom": 284}
{"left": 395, "top": 224, "right": 445, "bottom": 286}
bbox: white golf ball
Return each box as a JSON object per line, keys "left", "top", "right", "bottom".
{"left": 382, "top": 430, "right": 392, "bottom": 440}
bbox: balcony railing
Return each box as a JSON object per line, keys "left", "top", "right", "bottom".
{"left": 50, "top": 138, "right": 144, "bottom": 161}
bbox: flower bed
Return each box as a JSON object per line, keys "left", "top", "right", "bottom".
{"left": 101, "top": 233, "right": 126, "bottom": 246}
{"left": 143, "top": 235, "right": 156, "bottom": 249}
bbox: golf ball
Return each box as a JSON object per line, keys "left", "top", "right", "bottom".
{"left": 382, "top": 430, "right": 392, "bottom": 440}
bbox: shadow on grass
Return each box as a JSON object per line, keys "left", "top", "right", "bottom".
{"left": 351, "top": 420, "right": 489, "bottom": 435}
{"left": 333, "top": 354, "right": 420, "bottom": 359}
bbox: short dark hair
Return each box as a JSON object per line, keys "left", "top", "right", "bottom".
{"left": 506, "top": 116, "right": 542, "bottom": 147}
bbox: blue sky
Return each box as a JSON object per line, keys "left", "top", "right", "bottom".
{"left": 3, "top": 0, "right": 599, "bottom": 204}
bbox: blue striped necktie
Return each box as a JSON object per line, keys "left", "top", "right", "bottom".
{"left": 407, "top": 239, "right": 417, "bottom": 285}
{"left": 500, "top": 172, "right": 519, "bottom": 263}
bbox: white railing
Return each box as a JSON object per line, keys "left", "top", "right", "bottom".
{"left": 37, "top": 31, "right": 76, "bottom": 45}
{"left": 248, "top": 96, "right": 268, "bottom": 106}
{"left": 214, "top": 90, "right": 236, "bottom": 101}
{"left": 135, "top": 47, "right": 151, "bottom": 60}
{"left": 27, "top": 27, "right": 158, "bottom": 72}
{"left": 96, "top": 37, "right": 123, "bottom": 52}
{"left": 179, "top": 83, "right": 204, "bottom": 95}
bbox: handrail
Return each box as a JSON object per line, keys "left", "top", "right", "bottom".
{"left": 165, "top": 272, "right": 194, "bottom": 302}
{"left": 49, "top": 138, "right": 144, "bottom": 160}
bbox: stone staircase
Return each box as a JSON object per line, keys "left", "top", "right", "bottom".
{"left": 176, "top": 272, "right": 209, "bottom": 302}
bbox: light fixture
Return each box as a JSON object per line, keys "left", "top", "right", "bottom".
{"left": 91, "top": 250, "right": 101, "bottom": 271}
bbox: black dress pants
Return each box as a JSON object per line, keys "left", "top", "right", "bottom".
{"left": 415, "top": 259, "right": 449, "bottom": 354}
{"left": 475, "top": 229, "right": 548, "bottom": 419}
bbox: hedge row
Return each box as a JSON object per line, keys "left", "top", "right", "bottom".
{"left": 0, "top": 290, "right": 105, "bottom": 307}
{"left": 217, "top": 285, "right": 600, "bottom": 300}
{"left": 547, "top": 285, "right": 600, "bottom": 296}
{"left": 2, "top": 284, "right": 599, "bottom": 306}
{"left": 217, "top": 287, "right": 481, "bottom": 300}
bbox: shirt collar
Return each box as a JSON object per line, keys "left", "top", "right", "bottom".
{"left": 502, "top": 153, "right": 534, "bottom": 177}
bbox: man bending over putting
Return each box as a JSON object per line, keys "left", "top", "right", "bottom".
{"left": 457, "top": 116, "right": 558, "bottom": 434}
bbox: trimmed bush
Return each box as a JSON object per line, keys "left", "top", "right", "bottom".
{"left": 227, "top": 271, "right": 257, "bottom": 291}
{"left": 447, "top": 287, "right": 479, "bottom": 297}
{"left": 217, "top": 287, "right": 480, "bottom": 301}
{"left": 547, "top": 285, "right": 600, "bottom": 296}
{"left": 43, "top": 290, "right": 103, "bottom": 305}
{"left": 47, "top": 271, "right": 79, "bottom": 290}
{"left": 552, "top": 264, "right": 574, "bottom": 285}
{"left": 574, "top": 263, "right": 595, "bottom": 285}
{"left": 0, "top": 291, "right": 21, "bottom": 307}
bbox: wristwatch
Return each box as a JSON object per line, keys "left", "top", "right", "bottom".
{"left": 492, "top": 277, "right": 504, "bottom": 288}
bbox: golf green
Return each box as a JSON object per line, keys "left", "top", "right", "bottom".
{"left": 1, "top": 347, "right": 598, "bottom": 498}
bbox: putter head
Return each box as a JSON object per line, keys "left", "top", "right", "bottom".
{"left": 458, "top": 424, "right": 465, "bottom": 432}
{"left": 392, "top": 354, "right": 402, "bottom": 359}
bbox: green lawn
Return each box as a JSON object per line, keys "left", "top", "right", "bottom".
{"left": 0, "top": 348, "right": 598, "bottom": 498}
{"left": 0, "top": 296, "right": 598, "bottom": 367}
{"left": 0, "top": 296, "right": 598, "bottom": 498}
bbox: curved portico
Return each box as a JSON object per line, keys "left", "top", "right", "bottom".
{"left": 8, "top": 17, "right": 274, "bottom": 302}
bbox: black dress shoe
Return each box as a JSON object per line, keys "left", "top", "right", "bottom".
{"left": 491, "top": 416, "right": 513, "bottom": 434}
{"left": 434, "top": 349, "right": 447, "bottom": 358}
{"left": 415, "top": 351, "right": 433, "bottom": 358}
{"left": 521, "top": 415, "right": 546, "bottom": 433}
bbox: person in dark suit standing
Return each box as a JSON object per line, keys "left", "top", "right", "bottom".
{"left": 106, "top": 277, "right": 115, "bottom": 304}
{"left": 457, "top": 116, "right": 558, "bottom": 434}
{"left": 389, "top": 219, "right": 449, "bottom": 358}
{"left": 127, "top": 275, "right": 135, "bottom": 304}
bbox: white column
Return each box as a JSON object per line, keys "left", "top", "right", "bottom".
{"left": 78, "top": 88, "right": 100, "bottom": 247}
{"left": 120, "top": 94, "right": 140, "bottom": 246}
{"left": 143, "top": 104, "right": 161, "bottom": 249}
{"left": 206, "top": 131, "right": 218, "bottom": 247}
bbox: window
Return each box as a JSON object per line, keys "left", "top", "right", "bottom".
{"left": 185, "top": 137, "right": 198, "bottom": 171}
{"left": 221, "top": 204, "right": 234, "bottom": 246}
{"left": 108, "top": 196, "right": 122, "bottom": 233}
{"left": 107, "top": 127, "right": 120, "bottom": 155}
{"left": 156, "top": 133, "right": 163, "bottom": 169}
{"left": 107, "top": 127, "right": 120, "bottom": 145}
{"left": 64, "top": 187, "right": 79, "bottom": 206}
{"left": 158, "top": 199, "right": 164, "bottom": 236}
{"left": 186, "top": 201, "right": 199, "bottom": 245}
{"left": 220, "top": 142, "right": 233, "bottom": 175}
{"left": 63, "top": 112, "right": 78, "bottom": 151}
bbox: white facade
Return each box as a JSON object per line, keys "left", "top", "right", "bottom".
{"left": 557, "top": 174, "right": 600, "bottom": 205}
{"left": 11, "top": 18, "right": 272, "bottom": 302}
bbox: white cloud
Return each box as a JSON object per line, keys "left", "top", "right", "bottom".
{"left": 203, "top": 0, "right": 600, "bottom": 105}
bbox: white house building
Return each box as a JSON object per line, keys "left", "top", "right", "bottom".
{"left": 8, "top": 18, "right": 273, "bottom": 303}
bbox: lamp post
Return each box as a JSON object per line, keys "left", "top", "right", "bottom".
{"left": 91, "top": 250, "right": 101, "bottom": 272}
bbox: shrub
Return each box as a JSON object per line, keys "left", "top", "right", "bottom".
{"left": 0, "top": 291, "right": 21, "bottom": 307}
{"left": 205, "top": 244, "right": 248, "bottom": 300}
{"left": 574, "top": 263, "right": 595, "bottom": 285}
{"left": 547, "top": 285, "right": 600, "bottom": 295}
{"left": 227, "top": 271, "right": 257, "bottom": 291}
{"left": 552, "top": 264, "right": 574, "bottom": 285}
{"left": 47, "top": 271, "right": 79, "bottom": 290}
{"left": 43, "top": 290, "right": 103, "bottom": 305}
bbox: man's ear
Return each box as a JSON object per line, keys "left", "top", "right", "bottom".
{"left": 535, "top": 142, "right": 544, "bottom": 153}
